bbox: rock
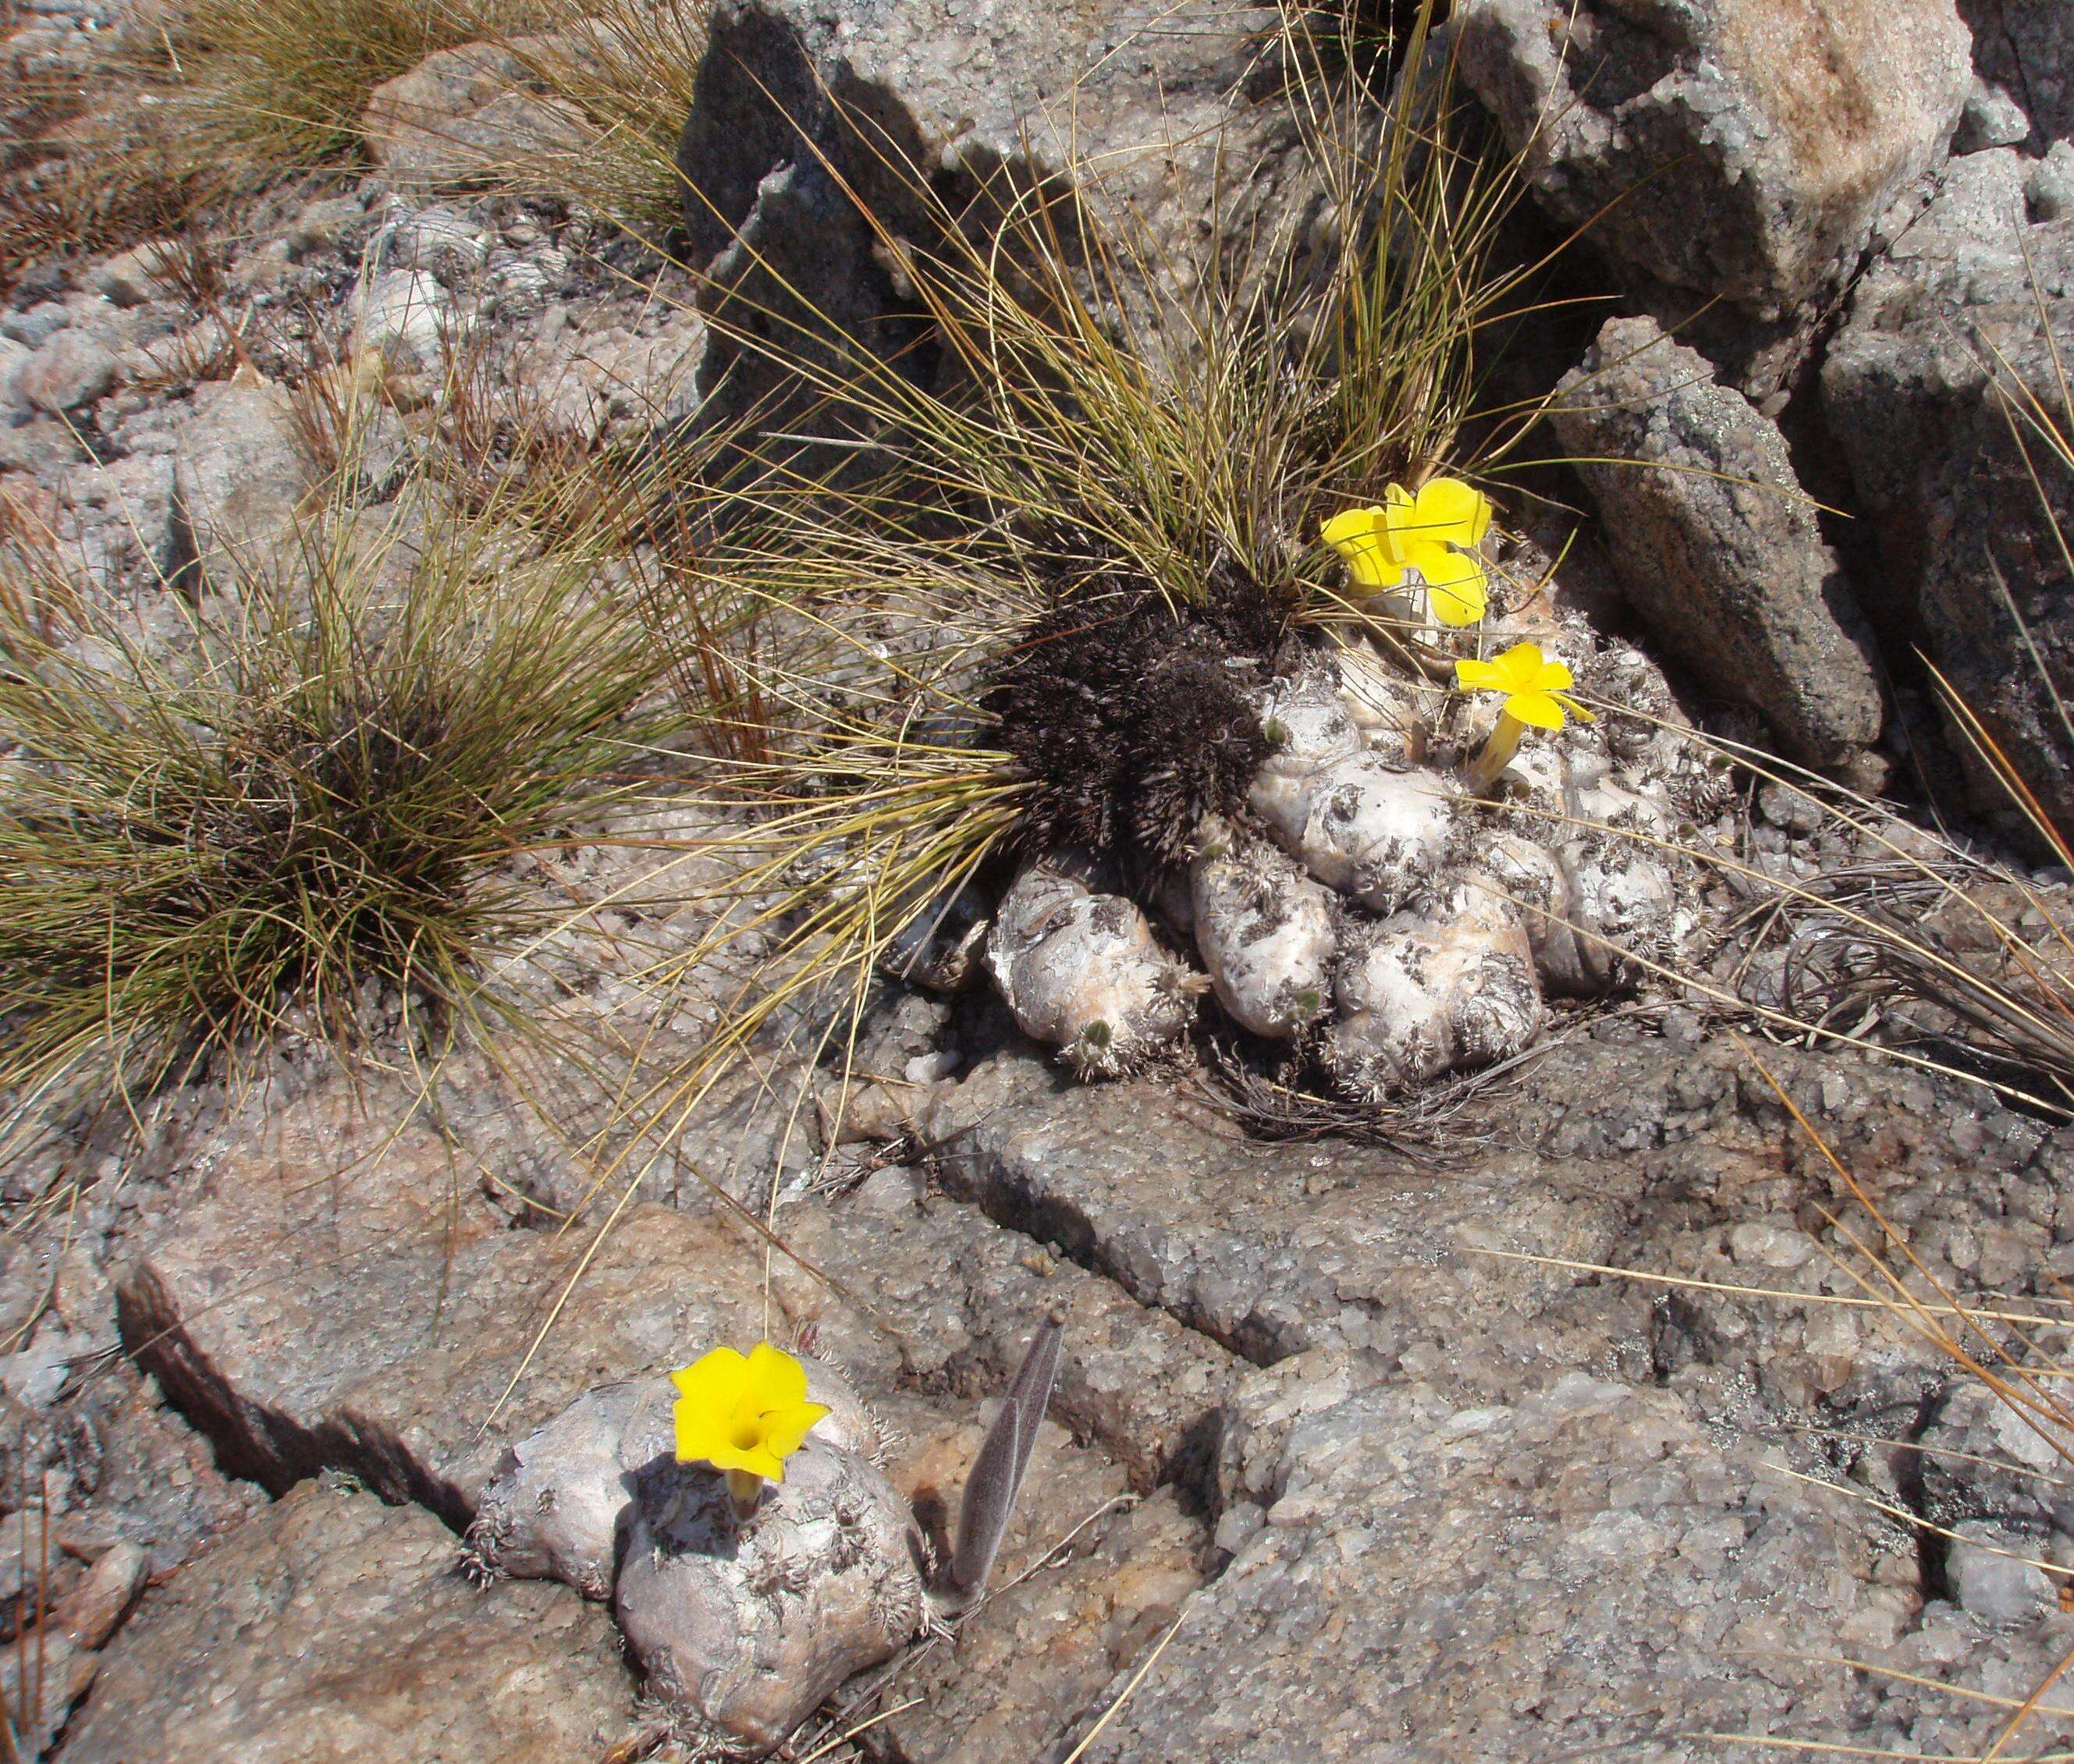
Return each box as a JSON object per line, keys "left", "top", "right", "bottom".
{"left": 676, "top": 0, "right": 1319, "bottom": 437}
{"left": 13, "top": 326, "right": 118, "bottom": 413}
{"left": 102, "top": 1023, "right": 1240, "bottom": 1754}
{"left": 784, "top": 1177, "right": 1243, "bottom": 1494}
{"left": 1456, "top": 0, "right": 1973, "bottom": 391}
{"left": 1955, "top": 74, "right": 2033, "bottom": 151}
{"left": 1948, "top": 1519, "right": 2055, "bottom": 1624}
{"left": 1961, "top": 0, "right": 2074, "bottom": 148}
{"left": 287, "top": 193, "right": 371, "bottom": 261}
{"left": 872, "top": 1487, "right": 1201, "bottom": 1763}
{"left": 1820, "top": 147, "right": 2074, "bottom": 825}
{"left": 57, "top": 1539, "right": 147, "bottom": 1648}
{"left": 60, "top": 1482, "right": 641, "bottom": 1764}
{"left": 360, "top": 41, "right": 591, "bottom": 189}
{"left": 51, "top": 448, "right": 176, "bottom": 591}
{"left": 2, "top": 301, "right": 69, "bottom": 348}
{"left": 922, "top": 1045, "right": 1652, "bottom": 1375}
{"left": 41, "top": 1355, "right": 266, "bottom": 1579}
{"left": 2031, "top": 140, "right": 2074, "bottom": 221}
{"left": 0, "top": 332, "right": 29, "bottom": 413}
{"left": 226, "top": 236, "right": 293, "bottom": 299}
{"left": 0, "top": 413, "right": 80, "bottom": 474}
{"left": 511, "top": 308, "right": 708, "bottom": 443}
{"left": 94, "top": 239, "right": 179, "bottom": 308}
{"left": 1916, "top": 1379, "right": 2074, "bottom": 1537}
{"left": 1550, "top": 315, "right": 1884, "bottom": 770}
{"left": 166, "top": 376, "right": 311, "bottom": 596}
{"left": 374, "top": 200, "right": 492, "bottom": 279}
{"left": 0, "top": 1329, "right": 70, "bottom": 1407}
{"left": 1083, "top": 1372, "right": 1912, "bottom": 1761}
{"left": 113, "top": 1065, "right": 806, "bottom": 1529}
{"left": 353, "top": 268, "right": 452, "bottom": 374}
{"left": 0, "top": 1624, "right": 95, "bottom": 1757}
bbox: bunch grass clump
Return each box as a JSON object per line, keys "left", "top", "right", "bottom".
{"left": 476, "top": 0, "right": 710, "bottom": 232}
{"left": 632, "top": 1, "right": 1544, "bottom": 1083}
{"left": 0, "top": 476, "right": 683, "bottom": 1135}
{"left": 151, "top": 0, "right": 541, "bottom": 181}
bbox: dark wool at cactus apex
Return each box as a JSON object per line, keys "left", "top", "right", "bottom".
{"left": 983, "top": 570, "right": 1293, "bottom": 870}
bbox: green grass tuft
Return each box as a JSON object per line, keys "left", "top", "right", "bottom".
{"left": 0, "top": 471, "right": 684, "bottom": 1135}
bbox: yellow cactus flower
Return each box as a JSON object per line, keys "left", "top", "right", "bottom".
{"left": 1320, "top": 477, "right": 1493, "bottom": 626}
{"left": 671, "top": 1343, "right": 829, "bottom": 1510}
{"left": 1453, "top": 641, "right": 1590, "bottom": 790}
{"left": 1454, "top": 641, "right": 1582, "bottom": 730}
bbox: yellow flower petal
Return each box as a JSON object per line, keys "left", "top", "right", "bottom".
{"left": 755, "top": 1400, "right": 832, "bottom": 1461}
{"left": 668, "top": 1342, "right": 829, "bottom": 1479}
{"left": 672, "top": 1399, "right": 731, "bottom": 1469}
{"left": 1321, "top": 506, "right": 1404, "bottom": 590}
{"left": 1457, "top": 643, "right": 1582, "bottom": 730}
{"left": 670, "top": 1346, "right": 749, "bottom": 1409}
{"left": 1489, "top": 642, "right": 1547, "bottom": 694}
{"left": 1321, "top": 506, "right": 1380, "bottom": 549}
{"left": 1401, "top": 539, "right": 1487, "bottom": 626}
{"left": 1411, "top": 477, "right": 1492, "bottom": 548}
{"left": 708, "top": 1433, "right": 787, "bottom": 1483}
{"left": 744, "top": 1340, "right": 809, "bottom": 1408}
{"left": 1505, "top": 690, "right": 1568, "bottom": 731}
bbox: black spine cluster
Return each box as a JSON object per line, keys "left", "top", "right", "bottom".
{"left": 985, "top": 555, "right": 1291, "bottom": 871}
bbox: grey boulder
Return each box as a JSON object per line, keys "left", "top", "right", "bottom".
{"left": 165, "top": 375, "right": 312, "bottom": 597}
{"left": 59, "top": 1482, "right": 641, "bottom": 1764}
{"left": 1961, "top": 0, "right": 2074, "bottom": 148}
{"left": 1551, "top": 314, "right": 1884, "bottom": 772}
{"left": 360, "top": 42, "right": 590, "bottom": 190}
{"left": 1457, "top": 0, "right": 1973, "bottom": 391}
{"left": 1821, "top": 147, "right": 2074, "bottom": 825}
{"left": 13, "top": 327, "right": 119, "bottom": 415}
{"left": 676, "top": 0, "right": 1321, "bottom": 436}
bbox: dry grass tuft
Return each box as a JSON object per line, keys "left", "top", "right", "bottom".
{"left": 0, "top": 446, "right": 686, "bottom": 1147}
{"left": 151, "top": 0, "right": 538, "bottom": 182}
{"left": 476, "top": 0, "right": 709, "bottom": 231}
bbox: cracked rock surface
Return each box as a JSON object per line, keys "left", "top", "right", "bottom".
{"left": 1084, "top": 1370, "right": 1910, "bottom": 1762}
{"left": 11, "top": 1, "right": 2074, "bottom": 1757}
{"left": 61, "top": 1482, "right": 641, "bottom": 1764}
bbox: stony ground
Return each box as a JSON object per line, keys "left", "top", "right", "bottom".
{"left": 4, "top": 0, "right": 2074, "bottom": 1760}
